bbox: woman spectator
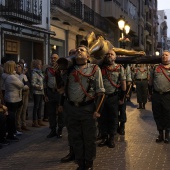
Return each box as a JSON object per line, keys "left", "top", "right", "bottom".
{"left": 2, "top": 61, "right": 24, "bottom": 141}
{"left": 15, "top": 62, "right": 30, "bottom": 131}
{"left": 31, "top": 59, "right": 45, "bottom": 127}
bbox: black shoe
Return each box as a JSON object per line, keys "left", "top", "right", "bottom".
{"left": 107, "top": 138, "right": 115, "bottom": 148}
{"left": 47, "top": 130, "right": 57, "bottom": 138}
{"left": 57, "top": 127, "right": 63, "bottom": 138}
{"left": 96, "top": 132, "right": 102, "bottom": 141}
{"left": 126, "top": 98, "right": 131, "bottom": 102}
{"left": 164, "top": 130, "right": 170, "bottom": 144}
{"left": 85, "top": 166, "right": 93, "bottom": 170}
{"left": 61, "top": 152, "right": 75, "bottom": 163}
{"left": 0, "top": 138, "right": 10, "bottom": 146}
{"left": 141, "top": 103, "right": 146, "bottom": 109}
{"left": 76, "top": 167, "right": 85, "bottom": 170}
{"left": 137, "top": 103, "right": 142, "bottom": 109}
{"left": 107, "top": 135, "right": 115, "bottom": 148}
{"left": 164, "top": 138, "right": 170, "bottom": 144}
{"left": 85, "top": 160, "right": 93, "bottom": 170}
{"left": 98, "top": 138, "right": 108, "bottom": 147}
{"left": 0, "top": 144, "right": 2, "bottom": 149}
{"left": 119, "top": 129, "right": 125, "bottom": 135}
{"left": 6, "top": 135, "right": 19, "bottom": 142}
{"left": 76, "top": 160, "right": 85, "bottom": 170}
{"left": 156, "top": 135, "right": 164, "bottom": 143}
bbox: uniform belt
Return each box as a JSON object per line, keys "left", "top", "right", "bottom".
{"left": 107, "top": 92, "right": 118, "bottom": 97}
{"left": 135, "top": 79, "right": 147, "bottom": 81}
{"left": 68, "top": 99, "right": 94, "bottom": 107}
{"left": 153, "top": 90, "right": 170, "bottom": 95}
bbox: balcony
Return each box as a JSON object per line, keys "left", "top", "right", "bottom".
{"left": 146, "top": 35, "right": 152, "bottom": 43}
{"left": 51, "top": 0, "right": 83, "bottom": 20}
{"left": 51, "top": 0, "right": 108, "bottom": 33}
{"left": 0, "top": 0, "right": 42, "bottom": 25}
{"left": 132, "top": 37, "right": 144, "bottom": 51}
{"left": 146, "top": 16, "right": 152, "bottom": 26}
{"left": 144, "top": 23, "right": 151, "bottom": 35}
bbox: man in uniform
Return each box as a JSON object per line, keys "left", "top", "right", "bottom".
{"left": 118, "top": 64, "right": 132, "bottom": 135}
{"left": 58, "top": 45, "right": 105, "bottom": 170}
{"left": 44, "top": 54, "right": 64, "bottom": 138}
{"left": 98, "top": 49, "right": 126, "bottom": 148}
{"left": 134, "top": 64, "right": 149, "bottom": 109}
{"left": 148, "top": 50, "right": 170, "bottom": 144}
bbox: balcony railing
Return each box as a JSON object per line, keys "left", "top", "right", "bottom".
{"left": 0, "top": 0, "right": 42, "bottom": 25}
{"left": 51, "top": 0, "right": 108, "bottom": 33}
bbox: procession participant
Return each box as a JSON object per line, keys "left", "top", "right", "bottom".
{"left": 44, "top": 53, "right": 64, "bottom": 138}
{"left": 148, "top": 50, "right": 170, "bottom": 144}
{"left": 98, "top": 49, "right": 126, "bottom": 148}
{"left": 134, "top": 64, "right": 149, "bottom": 109}
{"left": 118, "top": 64, "right": 132, "bottom": 135}
{"left": 58, "top": 45, "right": 105, "bottom": 170}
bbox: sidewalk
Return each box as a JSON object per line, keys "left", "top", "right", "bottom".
{"left": 0, "top": 94, "right": 170, "bottom": 170}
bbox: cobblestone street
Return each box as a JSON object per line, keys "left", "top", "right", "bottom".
{"left": 0, "top": 94, "right": 170, "bottom": 170}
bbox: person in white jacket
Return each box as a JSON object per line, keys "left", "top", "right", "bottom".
{"left": 2, "top": 61, "right": 24, "bottom": 141}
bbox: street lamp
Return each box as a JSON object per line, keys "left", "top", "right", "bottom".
{"left": 155, "top": 51, "right": 160, "bottom": 56}
{"left": 118, "top": 16, "right": 131, "bottom": 48}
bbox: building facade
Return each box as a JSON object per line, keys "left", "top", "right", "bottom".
{"left": 157, "top": 10, "right": 168, "bottom": 54}
{"left": 0, "top": 0, "right": 160, "bottom": 65}
{"left": 0, "top": 0, "right": 54, "bottom": 67}
{"left": 50, "top": 0, "right": 159, "bottom": 57}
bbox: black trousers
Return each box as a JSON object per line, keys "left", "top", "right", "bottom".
{"left": 46, "top": 101, "right": 64, "bottom": 130}
{"left": 0, "top": 112, "right": 6, "bottom": 141}
{"left": 66, "top": 101, "right": 96, "bottom": 161}
{"left": 135, "top": 80, "right": 148, "bottom": 103}
{"left": 100, "top": 94, "right": 119, "bottom": 137}
{"left": 6, "top": 101, "right": 22, "bottom": 137}
{"left": 118, "top": 101, "right": 127, "bottom": 123}
{"left": 152, "top": 92, "right": 170, "bottom": 131}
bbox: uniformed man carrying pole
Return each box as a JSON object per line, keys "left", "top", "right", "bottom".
{"left": 148, "top": 50, "right": 170, "bottom": 144}
{"left": 134, "top": 64, "right": 149, "bottom": 109}
{"left": 57, "top": 45, "right": 105, "bottom": 170}
{"left": 98, "top": 49, "right": 126, "bottom": 148}
{"left": 117, "top": 64, "right": 132, "bottom": 135}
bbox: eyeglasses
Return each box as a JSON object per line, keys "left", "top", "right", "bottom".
{"left": 76, "top": 48, "right": 87, "bottom": 52}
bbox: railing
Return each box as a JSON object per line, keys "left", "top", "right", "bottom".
{"left": 51, "top": 0, "right": 108, "bottom": 33}
{"left": 0, "top": 0, "right": 42, "bottom": 25}
{"left": 51, "top": 0, "right": 82, "bottom": 19}
{"left": 145, "top": 0, "right": 152, "bottom": 8}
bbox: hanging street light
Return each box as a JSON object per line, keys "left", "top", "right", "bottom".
{"left": 118, "top": 16, "right": 131, "bottom": 48}
{"left": 118, "top": 15, "right": 125, "bottom": 31}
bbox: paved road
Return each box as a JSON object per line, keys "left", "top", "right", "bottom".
{"left": 0, "top": 94, "right": 170, "bottom": 170}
